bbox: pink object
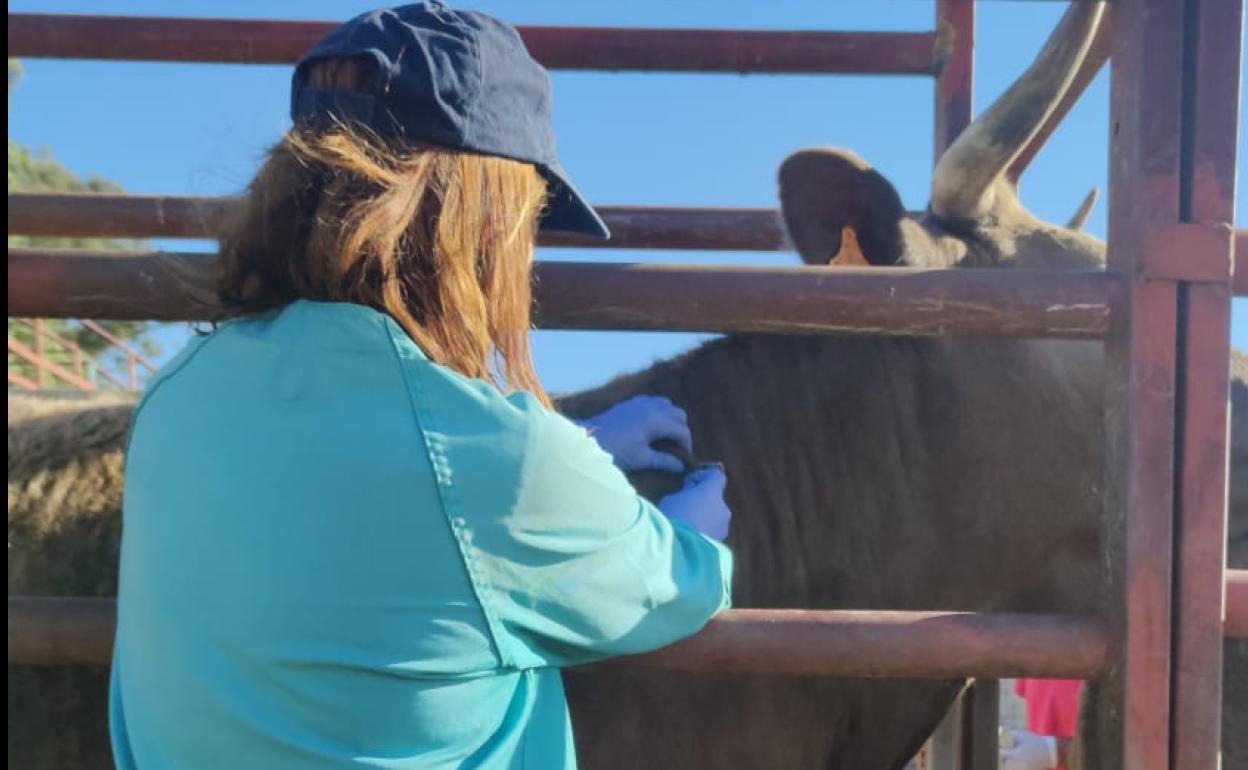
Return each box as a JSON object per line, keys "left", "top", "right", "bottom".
{"left": 1013, "top": 678, "right": 1083, "bottom": 769}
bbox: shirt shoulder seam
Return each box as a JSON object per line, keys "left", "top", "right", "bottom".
{"left": 379, "top": 318, "right": 517, "bottom": 670}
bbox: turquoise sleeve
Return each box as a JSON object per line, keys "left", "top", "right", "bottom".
{"left": 472, "top": 401, "right": 733, "bottom": 670}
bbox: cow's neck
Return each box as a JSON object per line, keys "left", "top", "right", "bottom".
{"left": 565, "top": 333, "right": 1106, "bottom": 615}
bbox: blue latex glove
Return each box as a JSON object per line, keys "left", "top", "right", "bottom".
{"left": 658, "top": 466, "right": 731, "bottom": 541}
{"left": 576, "top": 395, "right": 693, "bottom": 473}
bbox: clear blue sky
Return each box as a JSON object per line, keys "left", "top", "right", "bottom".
{"left": 9, "top": 1, "right": 1248, "bottom": 394}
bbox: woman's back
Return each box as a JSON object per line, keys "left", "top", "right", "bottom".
{"left": 110, "top": 6, "right": 733, "bottom": 766}
{"left": 111, "top": 301, "right": 732, "bottom": 768}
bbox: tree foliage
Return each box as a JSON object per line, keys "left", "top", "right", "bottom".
{"left": 8, "top": 59, "right": 159, "bottom": 387}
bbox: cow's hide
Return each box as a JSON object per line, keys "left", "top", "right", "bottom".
{"left": 9, "top": 391, "right": 138, "bottom": 770}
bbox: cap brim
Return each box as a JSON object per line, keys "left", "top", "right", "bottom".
{"left": 537, "top": 162, "right": 611, "bottom": 240}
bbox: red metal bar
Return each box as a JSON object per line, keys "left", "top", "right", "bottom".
{"left": 7, "top": 369, "right": 38, "bottom": 390}
{"left": 6, "top": 13, "right": 941, "bottom": 75}
{"left": 1142, "top": 222, "right": 1233, "bottom": 284}
{"left": 12, "top": 318, "right": 108, "bottom": 388}
{"left": 5, "top": 192, "right": 791, "bottom": 252}
{"left": 7, "top": 337, "right": 97, "bottom": 390}
{"left": 1172, "top": 283, "right": 1233, "bottom": 757}
{"left": 7, "top": 192, "right": 226, "bottom": 240}
{"left": 1008, "top": 10, "right": 1112, "bottom": 182}
{"left": 14, "top": 317, "right": 154, "bottom": 388}
{"left": 531, "top": 262, "right": 1113, "bottom": 338}
{"left": 1104, "top": 1, "right": 1185, "bottom": 768}
{"left": 7, "top": 596, "right": 1113, "bottom": 678}
{"left": 6, "top": 247, "right": 1117, "bottom": 338}
{"left": 15, "top": 317, "right": 83, "bottom": 358}
{"left": 79, "top": 319, "right": 157, "bottom": 373}
{"left": 91, "top": 365, "right": 130, "bottom": 391}
{"left": 1171, "top": 0, "right": 1243, "bottom": 765}
{"left": 1229, "top": 570, "right": 1248, "bottom": 637}
{"left": 7, "top": 598, "right": 116, "bottom": 666}
{"left": 933, "top": 0, "right": 974, "bottom": 163}
{"left": 628, "top": 607, "right": 1111, "bottom": 676}
{"left": 32, "top": 318, "right": 45, "bottom": 389}
{"left": 10, "top": 194, "right": 1248, "bottom": 288}
{"left": 8, "top": 248, "right": 223, "bottom": 323}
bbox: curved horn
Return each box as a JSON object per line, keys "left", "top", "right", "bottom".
{"left": 930, "top": 2, "right": 1106, "bottom": 221}
{"left": 1066, "top": 187, "right": 1100, "bottom": 231}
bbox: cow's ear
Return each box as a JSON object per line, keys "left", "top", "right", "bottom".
{"left": 778, "top": 148, "right": 906, "bottom": 267}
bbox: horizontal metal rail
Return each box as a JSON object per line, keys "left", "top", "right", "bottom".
{"left": 7, "top": 193, "right": 790, "bottom": 252}
{"left": 1229, "top": 569, "right": 1248, "bottom": 638}
{"left": 9, "top": 318, "right": 117, "bottom": 389}
{"left": 78, "top": 319, "right": 159, "bottom": 376}
{"left": 7, "top": 14, "right": 943, "bottom": 75}
{"left": 9, "top": 598, "right": 116, "bottom": 666}
{"left": 11, "top": 317, "right": 157, "bottom": 390}
{"left": 8, "top": 247, "right": 1117, "bottom": 338}
{"left": 7, "top": 597, "right": 1111, "bottom": 678}
{"left": 8, "top": 369, "right": 39, "bottom": 389}
{"left": 7, "top": 336, "right": 97, "bottom": 390}
{"left": 13, "top": 575, "right": 1244, "bottom": 669}
{"left": 8, "top": 196, "right": 1243, "bottom": 292}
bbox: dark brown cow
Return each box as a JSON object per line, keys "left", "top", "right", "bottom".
{"left": 558, "top": 3, "right": 1246, "bottom": 769}
{"left": 8, "top": 2, "right": 1245, "bottom": 768}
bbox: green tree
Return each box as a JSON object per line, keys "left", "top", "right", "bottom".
{"left": 8, "top": 58, "right": 160, "bottom": 389}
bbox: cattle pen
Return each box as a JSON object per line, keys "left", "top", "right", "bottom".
{"left": 5, "top": 2, "right": 1248, "bottom": 769}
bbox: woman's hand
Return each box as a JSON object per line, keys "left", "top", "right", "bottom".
{"left": 658, "top": 467, "right": 731, "bottom": 541}
{"left": 577, "top": 395, "right": 693, "bottom": 473}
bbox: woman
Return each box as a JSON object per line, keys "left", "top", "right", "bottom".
{"left": 108, "top": 4, "right": 733, "bottom": 768}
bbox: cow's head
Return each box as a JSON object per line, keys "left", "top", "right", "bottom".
{"left": 779, "top": 1, "right": 1107, "bottom": 272}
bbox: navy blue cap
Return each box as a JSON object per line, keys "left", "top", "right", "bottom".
{"left": 291, "top": 2, "right": 609, "bottom": 240}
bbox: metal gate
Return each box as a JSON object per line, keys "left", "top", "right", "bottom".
{"left": 7, "top": 2, "right": 1248, "bottom": 768}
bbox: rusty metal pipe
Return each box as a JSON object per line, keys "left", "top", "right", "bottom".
{"left": 932, "top": 0, "right": 974, "bottom": 162}
{"left": 7, "top": 13, "right": 941, "bottom": 75}
{"left": 11, "top": 196, "right": 1248, "bottom": 290}
{"left": 7, "top": 193, "right": 790, "bottom": 252}
{"left": 610, "top": 609, "right": 1113, "bottom": 678}
{"left": 7, "top": 247, "right": 1117, "bottom": 339}
{"left": 8, "top": 597, "right": 116, "bottom": 666}
{"left": 9, "top": 597, "right": 1113, "bottom": 678}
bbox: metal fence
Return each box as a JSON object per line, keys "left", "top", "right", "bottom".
{"left": 6, "top": 3, "right": 1247, "bottom": 769}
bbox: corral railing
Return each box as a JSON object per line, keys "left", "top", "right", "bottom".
{"left": 6, "top": 3, "right": 1245, "bottom": 770}
{"left": 7, "top": 316, "right": 157, "bottom": 390}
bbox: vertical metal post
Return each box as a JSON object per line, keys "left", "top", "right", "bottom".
{"left": 958, "top": 679, "right": 999, "bottom": 770}
{"left": 1171, "top": 0, "right": 1242, "bottom": 767}
{"left": 1102, "top": 0, "right": 1185, "bottom": 768}
{"left": 933, "top": 0, "right": 973, "bottom": 163}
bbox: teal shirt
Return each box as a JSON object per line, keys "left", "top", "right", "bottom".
{"left": 109, "top": 300, "right": 733, "bottom": 769}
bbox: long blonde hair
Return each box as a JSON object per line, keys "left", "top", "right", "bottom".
{"left": 217, "top": 57, "right": 551, "bottom": 406}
